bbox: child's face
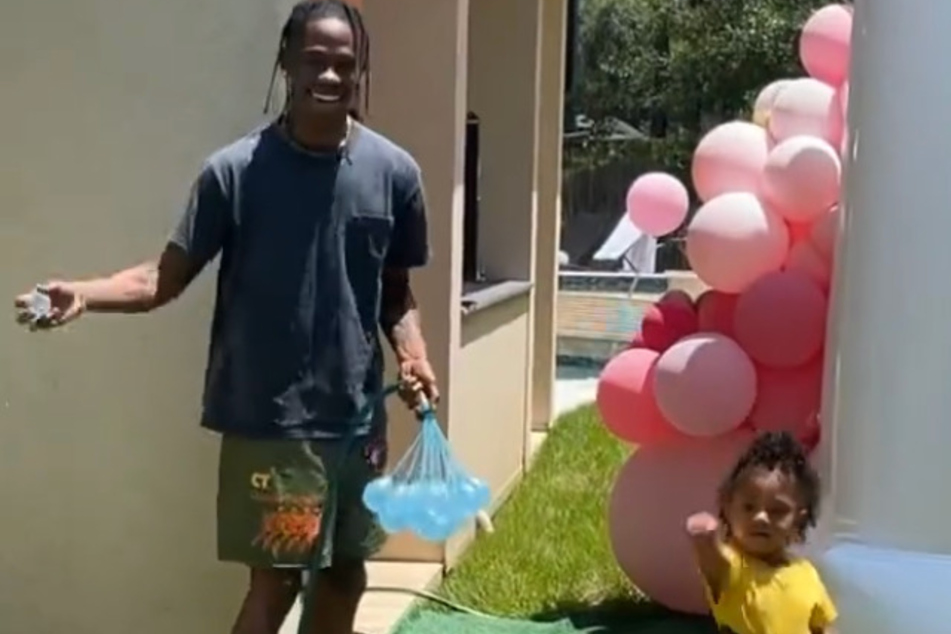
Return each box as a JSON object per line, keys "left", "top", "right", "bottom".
{"left": 724, "top": 466, "right": 805, "bottom": 560}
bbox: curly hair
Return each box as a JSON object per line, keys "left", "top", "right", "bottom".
{"left": 719, "top": 431, "right": 821, "bottom": 539}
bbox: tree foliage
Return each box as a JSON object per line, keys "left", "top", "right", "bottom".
{"left": 569, "top": 0, "right": 832, "bottom": 182}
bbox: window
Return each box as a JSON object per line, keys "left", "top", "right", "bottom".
{"left": 462, "top": 110, "right": 483, "bottom": 282}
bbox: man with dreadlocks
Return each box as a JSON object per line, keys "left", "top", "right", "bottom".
{"left": 13, "top": 1, "right": 435, "bottom": 633}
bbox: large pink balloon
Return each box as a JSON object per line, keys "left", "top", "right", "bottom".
{"left": 800, "top": 4, "right": 853, "bottom": 87}
{"left": 596, "top": 348, "right": 685, "bottom": 446}
{"left": 608, "top": 432, "right": 754, "bottom": 614}
{"left": 809, "top": 206, "right": 841, "bottom": 261}
{"left": 653, "top": 333, "right": 757, "bottom": 437}
{"left": 734, "top": 271, "right": 828, "bottom": 369}
{"left": 686, "top": 192, "right": 789, "bottom": 293}
{"left": 769, "top": 78, "right": 842, "bottom": 146}
{"left": 786, "top": 240, "right": 831, "bottom": 292}
{"left": 691, "top": 121, "right": 770, "bottom": 202}
{"left": 749, "top": 358, "right": 824, "bottom": 435}
{"left": 761, "top": 136, "right": 842, "bottom": 223}
{"left": 626, "top": 172, "right": 690, "bottom": 237}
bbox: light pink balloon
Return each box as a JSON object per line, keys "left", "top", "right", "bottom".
{"left": 653, "top": 333, "right": 757, "bottom": 437}
{"left": 809, "top": 206, "right": 841, "bottom": 261}
{"left": 608, "top": 432, "right": 754, "bottom": 614}
{"left": 626, "top": 172, "right": 690, "bottom": 237}
{"left": 749, "top": 358, "right": 823, "bottom": 436}
{"left": 762, "top": 136, "right": 842, "bottom": 223}
{"left": 800, "top": 4, "right": 853, "bottom": 87}
{"left": 837, "top": 81, "right": 850, "bottom": 121}
{"left": 691, "top": 121, "right": 770, "bottom": 202}
{"left": 785, "top": 240, "right": 831, "bottom": 292}
{"left": 734, "top": 271, "right": 828, "bottom": 369}
{"left": 769, "top": 78, "right": 842, "bottom": 146}
{"left": 597, "top": 348, "right": 685, "bottom": 446}
{"left": 752, "top": 79, "right": 793, "bottom": 125}
{"left": 686, "top": 192, "right": 789, "bottom": 293}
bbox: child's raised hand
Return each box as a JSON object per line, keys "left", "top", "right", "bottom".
{"left": 686, "top": 511, "right": 720, "bottom": 537}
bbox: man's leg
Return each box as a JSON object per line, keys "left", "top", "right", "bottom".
{"left": 308, "top": 559, "right": 368, "bottom": 634}
{"left": 232, "top": 568, "right": 301, "bottom": 634}
{"left": 303, "top": 434, "right": 388, "bottom": 634}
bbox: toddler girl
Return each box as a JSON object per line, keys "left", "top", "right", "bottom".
{"left": 686, "top": 431, "right": 837, "bottom": 634}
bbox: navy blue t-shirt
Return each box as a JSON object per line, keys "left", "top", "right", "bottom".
{"left": 169, "top": 122, "right": 429, "bottom": 439}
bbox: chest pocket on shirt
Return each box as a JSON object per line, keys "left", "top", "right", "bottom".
{"left": 345, "top": 212, "right": 393, "bottom": 268}
{"left": 344, "top": 212, "right": 393, "bottom": 337}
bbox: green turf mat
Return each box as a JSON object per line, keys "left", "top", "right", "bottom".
{"left": 394, "top": 612, "right": 579, "bottom": 634}
{"left": 393, "top": 609, "right": 718, "bottom": 634}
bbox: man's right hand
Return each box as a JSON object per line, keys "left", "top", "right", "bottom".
{"left": 14, "top": 282, "right": 85, "bottom": 331}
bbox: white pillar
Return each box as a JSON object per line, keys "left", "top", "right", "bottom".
{"left": 818, "top": 0, "right": 951, "bottom": 631}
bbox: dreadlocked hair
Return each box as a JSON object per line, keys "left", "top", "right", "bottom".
{"left": 263, "top": 0, "right": 371, "bottom": 120}
{"left": 718, "top": 431, "right": 821, "bottom": 540}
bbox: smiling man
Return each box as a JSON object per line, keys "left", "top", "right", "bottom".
{"left": 12, "top": 2, "right": 436, "bottom": 634}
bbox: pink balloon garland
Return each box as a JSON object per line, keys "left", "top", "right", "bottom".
{"left": 598, "top": 3, "right": 849, "bottom": 615}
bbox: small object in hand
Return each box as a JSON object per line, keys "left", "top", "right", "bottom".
{"left": 26, "top": 287, "right": 52, "bottom": 324}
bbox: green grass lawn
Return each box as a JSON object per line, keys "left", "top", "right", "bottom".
{"left": 395, "top": 405, "right": 715, "bottom": 634}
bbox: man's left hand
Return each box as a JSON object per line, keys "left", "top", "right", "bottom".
{"left": 397, "top": 357, "right": 439, "bottom": 412}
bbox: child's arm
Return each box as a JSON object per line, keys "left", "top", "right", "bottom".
{"left": 809, "top": 569, "right": 838, "bottom": 634}
{"left": 685, "top": 512, "right": 731, "bottom": 601}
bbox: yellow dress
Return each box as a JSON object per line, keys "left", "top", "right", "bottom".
{"left": 706, "top": 544, "right": 837, "bottom": 634}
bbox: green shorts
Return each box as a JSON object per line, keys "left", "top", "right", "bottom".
{"left": 216, "top": 434, "right": 388, "bottom": 569}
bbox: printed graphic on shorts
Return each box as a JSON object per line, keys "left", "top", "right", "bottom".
{"left": 364, "top": 438, "right": 388, "bottom": 473}
{"left": 249, "top": 467, "right": 325, "bottom": 558}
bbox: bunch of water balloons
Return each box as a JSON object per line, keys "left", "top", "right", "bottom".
{"left": 362, "top": 406, "right": 491, "bottom": 542}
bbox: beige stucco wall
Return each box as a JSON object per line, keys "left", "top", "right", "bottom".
{"left": 0, "top": 0, "right": 284, "bottom": 632}
{"left": 445, "top": 295, "right": 532, "bottom": 566}
{"left": 532, "top": 0, "right": 569, "bottom": 430}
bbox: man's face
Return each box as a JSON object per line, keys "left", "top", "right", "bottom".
{"left": 284, "top": 16, "right": 358, "bottom": 121}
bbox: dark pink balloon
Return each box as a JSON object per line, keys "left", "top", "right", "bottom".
{"left": 658, "top": 289, "right": 695, "bottom": 309}
{"left": 734, "top": 271, "right": 828, "bottom": 368}
{"left": 749, "top": 358, "right": 824, "bottom": 435}
{"left": 696, "top": 290, "right": 738, "bottom": 339}
{"left": 596, "top": 348, "right": 685, "bottom": 446}
{"left": 640, "top": 302, "right": 699, "bottom": 353}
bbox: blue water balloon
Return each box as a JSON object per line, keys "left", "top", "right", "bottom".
{"left": 362, "top": 408, "right": 491, "bottom": 542}
{"left": 362, "top": 476, "right": 392, "bottom": 513}
{"left": 454, "top": 476, "right": 491, "bottom": 513}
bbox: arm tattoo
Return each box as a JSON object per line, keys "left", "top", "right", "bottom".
{"left": 380, "top": 268, "right": 427, "bottom": 361}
